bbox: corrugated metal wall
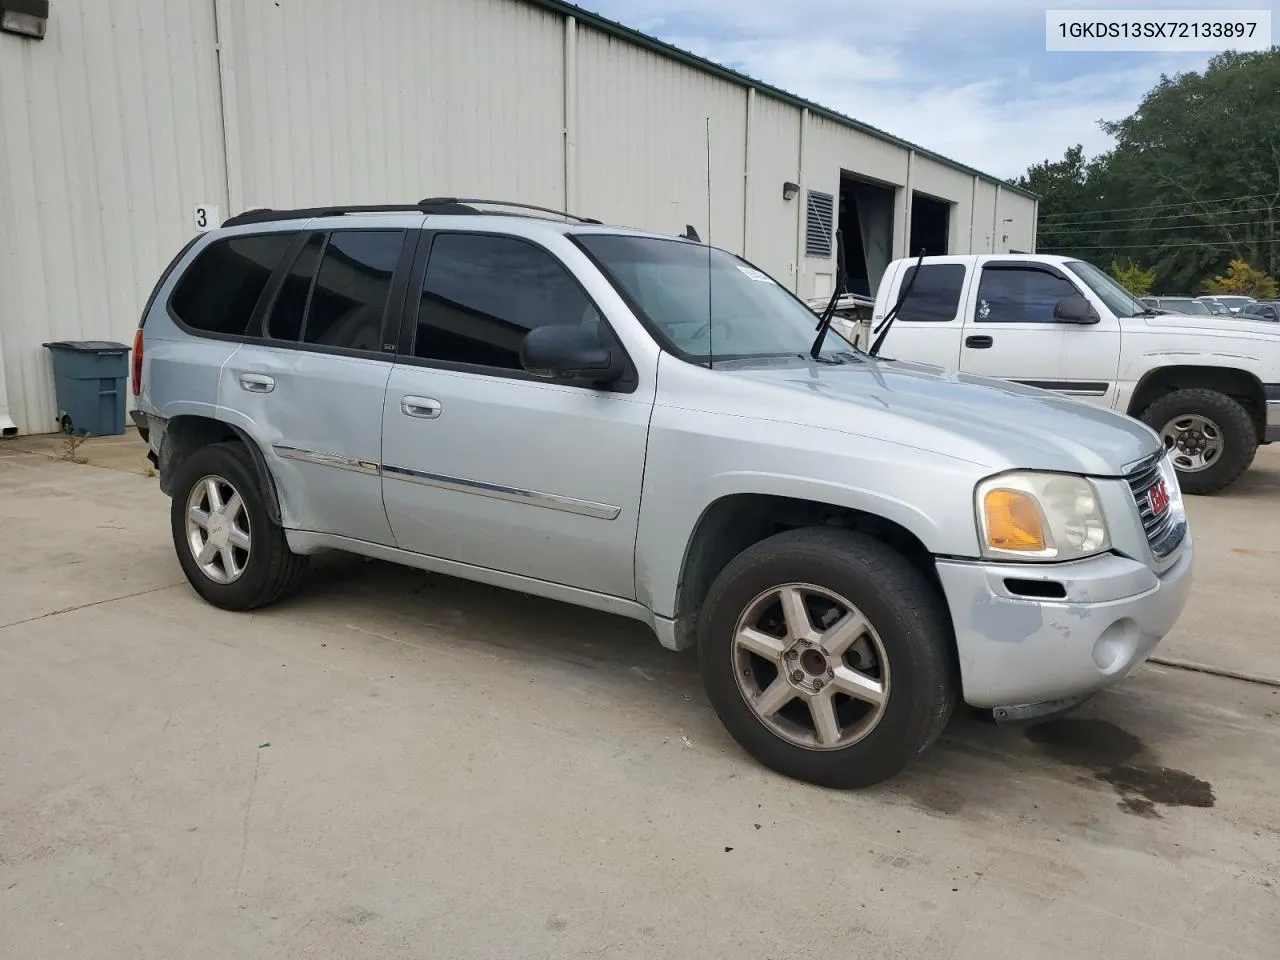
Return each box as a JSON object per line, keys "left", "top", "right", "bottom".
{"left": 0, "top": 0, "right": 227, "bottom": 436}
{"left": 0, "top": 0, "right": 1036, "bottom": 435}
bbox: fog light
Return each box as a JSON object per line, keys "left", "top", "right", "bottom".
{"left": 1093, "top": 619, "right": 1139, "bottom": 673}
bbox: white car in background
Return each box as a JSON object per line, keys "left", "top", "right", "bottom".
{"left": 1199, "top": 295, "right": 1257, "bottom": 314}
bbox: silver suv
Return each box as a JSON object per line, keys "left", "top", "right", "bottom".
{"left": 132, "top": 199, "right": 1194, "bottom": 788}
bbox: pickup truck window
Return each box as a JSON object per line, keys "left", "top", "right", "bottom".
{"left": 974, "top": 266, "right": 1078, "bottom": 323}
{"left": 894, "top": 264, "right": 965, "bottom": 322}
{"left": 1063, "top": 259, "right": 1146, "bottom": 318}
{"left": 577, "top": 234, "right": 853, "bottom": 364}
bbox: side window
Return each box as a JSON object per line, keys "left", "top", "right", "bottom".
{"left": 895, "top": 264, "right": 966, "bottom": 322}
{"left": 266, "top": 233, "right": 324, "bottom": 341}
{"left": 301, "top": 230, "right": 404, "bottom": 351}
{"left": 170, "top": 232, "right": 296, "bottom": 336}
{"left": 974, "top": 267, "right": 1079, "bottom": 323}
{"left": 414, "top": 233, "right": 602, "bottom": 371}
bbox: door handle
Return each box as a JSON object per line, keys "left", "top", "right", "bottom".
{"left": 401, "top": 396, "right": 441, "bottom": 419}
{"left": 965, "top": 335, "right": 994, "bottom": 349}
{"left": 239, "top": 373, "right": 275, "bottom": 393}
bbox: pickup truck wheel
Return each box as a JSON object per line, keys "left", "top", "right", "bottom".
{"left": 1139, "top": 388, "right": 1256, "bottom": 495}
{"left": 170, "top": 442, "right": 308, "bottom": 610}
{"left": 698, "top": 528, "right": 955, "bottom": 789}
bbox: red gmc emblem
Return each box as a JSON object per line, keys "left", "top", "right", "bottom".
{"left": 1148, "top": 480, "right": 1171, "bottom": 516}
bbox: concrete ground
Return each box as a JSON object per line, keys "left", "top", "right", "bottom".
{"left": 2, "top": 432, "right": 1278, "bottom": 960}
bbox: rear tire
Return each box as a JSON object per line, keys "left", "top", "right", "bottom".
{"left": 170, "top": 441, "right": 308, "bottom": 610}
{"left": 1139, "top": 388, "right": 1256, "bottom": 495}
{"left": 697, "top": 528, "right": 956, "bottom": 789}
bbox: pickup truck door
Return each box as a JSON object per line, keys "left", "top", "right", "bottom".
{"left": 958, "top": 260, "right": 1079, "bottom": 394}
{"left": 379, "top": 230, "right": 653, "bottom": 600}
{"left": 871, "top": 258, "right": 968, "bottom": 369}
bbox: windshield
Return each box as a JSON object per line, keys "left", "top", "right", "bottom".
{"left": 574, "top": 234, "right": 855, "bottom": 364}
{"left": 1063, "top": 259, "right": 1147, "bottom": 317}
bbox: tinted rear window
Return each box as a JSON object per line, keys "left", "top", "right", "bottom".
{"left": 170, "top": 232, "right": 296, "bottom": 336}
{"left": 894, "top": 264, "right": 966, "bottom": 322}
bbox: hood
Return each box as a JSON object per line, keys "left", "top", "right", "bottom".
{"left": 1142, "top": 311, "right": 1280, "bottom": 337}
{"left": 720, "top": 357, "right": 1161, "bottom": 477}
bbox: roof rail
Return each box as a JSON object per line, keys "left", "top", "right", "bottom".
{"left": 418, "top": 197, "right": 601, "bottom": 224}
{"left": 220, "top": 197, "right": 600, "bottom": 229}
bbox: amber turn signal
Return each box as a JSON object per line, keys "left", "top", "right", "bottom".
{"left": 983, "top": 488, "right": 1047, "bottom": 552}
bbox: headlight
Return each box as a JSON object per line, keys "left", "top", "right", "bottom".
{"left": 976, "top": 471, "right": 1110, "bottom": 562}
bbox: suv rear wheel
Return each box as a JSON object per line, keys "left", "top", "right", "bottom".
{"left": 1139, "top": 388, "right": 1256, "bottom": 495}
{"left": 170, "top": 442, "right": 308, "bottom": 610}
{"left": 697, "top": 528, "right": 956, "bottom": 788}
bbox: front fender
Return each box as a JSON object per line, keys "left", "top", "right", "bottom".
{"left": 634, "top": 421, "right": 985, "bottom": 618}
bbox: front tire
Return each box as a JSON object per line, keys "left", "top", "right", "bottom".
{"left": 697, "top": 528, "right": 956, "bottom": 789}
{"left": 1139, "top": 388, "right": 1256, "bottom": 495}
{"left": 170, "top": 441, "right": 308, "bottom": 610}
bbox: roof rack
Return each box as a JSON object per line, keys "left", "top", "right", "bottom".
{"left": 221, "top": 197, "right": 600, "bottom": 229}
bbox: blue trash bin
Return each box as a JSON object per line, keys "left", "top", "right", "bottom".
{"left": 43, "top": 340, "right": 131, "bottom": 437}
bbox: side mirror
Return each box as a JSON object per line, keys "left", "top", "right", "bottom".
{"left": 520, "top": 325, "right": 623, "bottom": 385}
{"left": 1053, "top": 294, "right": 1100, "bottom": 325}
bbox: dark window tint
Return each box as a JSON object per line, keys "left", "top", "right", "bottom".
{"left": 267, "top": 233, "right": 324, "bottom": 341}
{"left": 975, "top": 267, "right": 1079, "bottom": 323}
{"left": 170, "top": 232, "right": 296, "bottom": 336}
{"left": 301, "top": 231, "right": 403, "bottom": 351}
{"left": 415, "top": 233, "right": 601, "bottom": 369}
{"left": 895, "top": 264, "right": 966, "bottom": 322}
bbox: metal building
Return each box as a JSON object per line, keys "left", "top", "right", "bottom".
{"left": 0, "top": 0, "right": 1038, "bottom": 437}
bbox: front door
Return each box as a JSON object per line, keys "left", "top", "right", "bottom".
{"left": 380, "top": 230, "right": 654, "bottom": 600}
{"left": 958, "top": 261, "right": 1078, "bottom": 391}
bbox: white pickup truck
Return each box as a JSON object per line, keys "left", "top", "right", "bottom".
{"left": 851, "top": 254, "right": 1280, "bottom": 494}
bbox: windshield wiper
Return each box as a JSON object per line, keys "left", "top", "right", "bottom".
{"left": 869, "top": 248, "right": 926, "bottom": 356}
{"left": 810, "top": 228, "right": 847, "bottom": 359}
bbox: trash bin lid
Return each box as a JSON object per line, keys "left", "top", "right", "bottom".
{"left": 43, "top": 340, "right": 130, "bottom": 352}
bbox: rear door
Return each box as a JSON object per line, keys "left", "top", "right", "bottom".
{"left": 871, "top": 258, "right": 970, "bottom": 369}
{"left": 220, "top": 222, "right": 417, "bottom": 544}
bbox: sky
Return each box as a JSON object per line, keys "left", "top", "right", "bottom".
{"left": 577, "top": 0, "right": 1252, "bottom": 179}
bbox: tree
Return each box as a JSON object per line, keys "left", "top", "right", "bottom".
{"left": 1027, "top": 49, "right": 1280, "bottom": 293}
{"left": 1204, "top": 259, "right": 1279, "bottom": 299}
{"left": 1109, "top": 259, "right": 1156, "bottom": 296}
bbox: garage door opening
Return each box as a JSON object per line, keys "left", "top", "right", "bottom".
{"left": 909, "top": 192, "right": 952, "bottom": 257}
{"left": 838, "top": 174, "right": 896, "bottom": 297}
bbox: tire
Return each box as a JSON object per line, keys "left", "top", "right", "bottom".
{"left": 170, "top": 441, "right": 308, "bottom": 610}
{"left": 697, "top": 527, "right": 957, "bottom": 789}
{"left": 1138, "top": 388, "right": 1256, "bottom": 495}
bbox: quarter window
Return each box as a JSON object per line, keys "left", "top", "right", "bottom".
{"left": 975, "top": 267, "right": 1080, "bottom": 323}
{"left": 301, "top": 231, "right": 404, "bottom": 351}
{"left": 413, "top": 233, "right": 602, "bottom": 370}
{"left": 266, "top": 233, "right": 324, "bottom": 342}
{"left": 894, "top": 264, "right": 966, "bottom": 322}
{"left": 170, "top": 232, "right": 296, "bottom": 336}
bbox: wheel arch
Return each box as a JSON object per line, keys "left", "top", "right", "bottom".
{"left": 1126, "top": 364, "right": 1266, "bottom": 440}
{"left": 665, "top": 491, "right": 949, "bottom": 653}
{"left": 158, "top": 413, "right": 284, "bottom": 526}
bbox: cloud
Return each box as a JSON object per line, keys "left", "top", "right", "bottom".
{"left": 581, "top": 0, "right": 1216, "bottom": 178}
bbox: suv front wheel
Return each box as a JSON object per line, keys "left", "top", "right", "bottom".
{"left": 170, "top": 441, "right": 308, "bottom": 610}
{"left": 698, "top": 528, "right": 956, "bottom": 788}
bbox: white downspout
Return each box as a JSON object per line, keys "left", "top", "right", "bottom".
{"left": 564, "top": 16, "right": 578, "bottom": 214}
{"left": 213, "top": 0, "right": 244, "bottom": 215}
{"left": 0, "top": 326, "right": 18, "bottom": 436}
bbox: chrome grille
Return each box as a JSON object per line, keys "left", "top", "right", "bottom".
{"left": 1125, "top": 454, "right": 1184, "bottom": 558}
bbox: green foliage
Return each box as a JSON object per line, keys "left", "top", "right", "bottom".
{"left": 1027, "top": 49, "right": 1280, "bottom": 294}
{"left": 1108, "top": 259, "right": 1156, "bottom": 296}
{"left": 1204, "top": 259, "right": 1279, "bottom": 298}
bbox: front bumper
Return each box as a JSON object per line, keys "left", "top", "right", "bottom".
{"left": 935, "top": 539, "right": 1194, "bottom": 710}
{"left": 1265, "top": 395, "right": 1280, "bottom": 443}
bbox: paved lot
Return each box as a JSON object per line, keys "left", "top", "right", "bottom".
{"left": 2, "top": 433, "right": 1278, "bottom": 960}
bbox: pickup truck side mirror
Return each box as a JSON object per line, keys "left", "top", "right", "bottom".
{"left": 520, "top": 325, "right": 624, "bottom": 385}
{"left": 1053, "top": 295, "right": 1100, "bottom": 325}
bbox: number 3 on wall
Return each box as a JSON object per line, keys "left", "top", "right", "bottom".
{"left": 193, "top": 204, "right": 221, "bottom": 233}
